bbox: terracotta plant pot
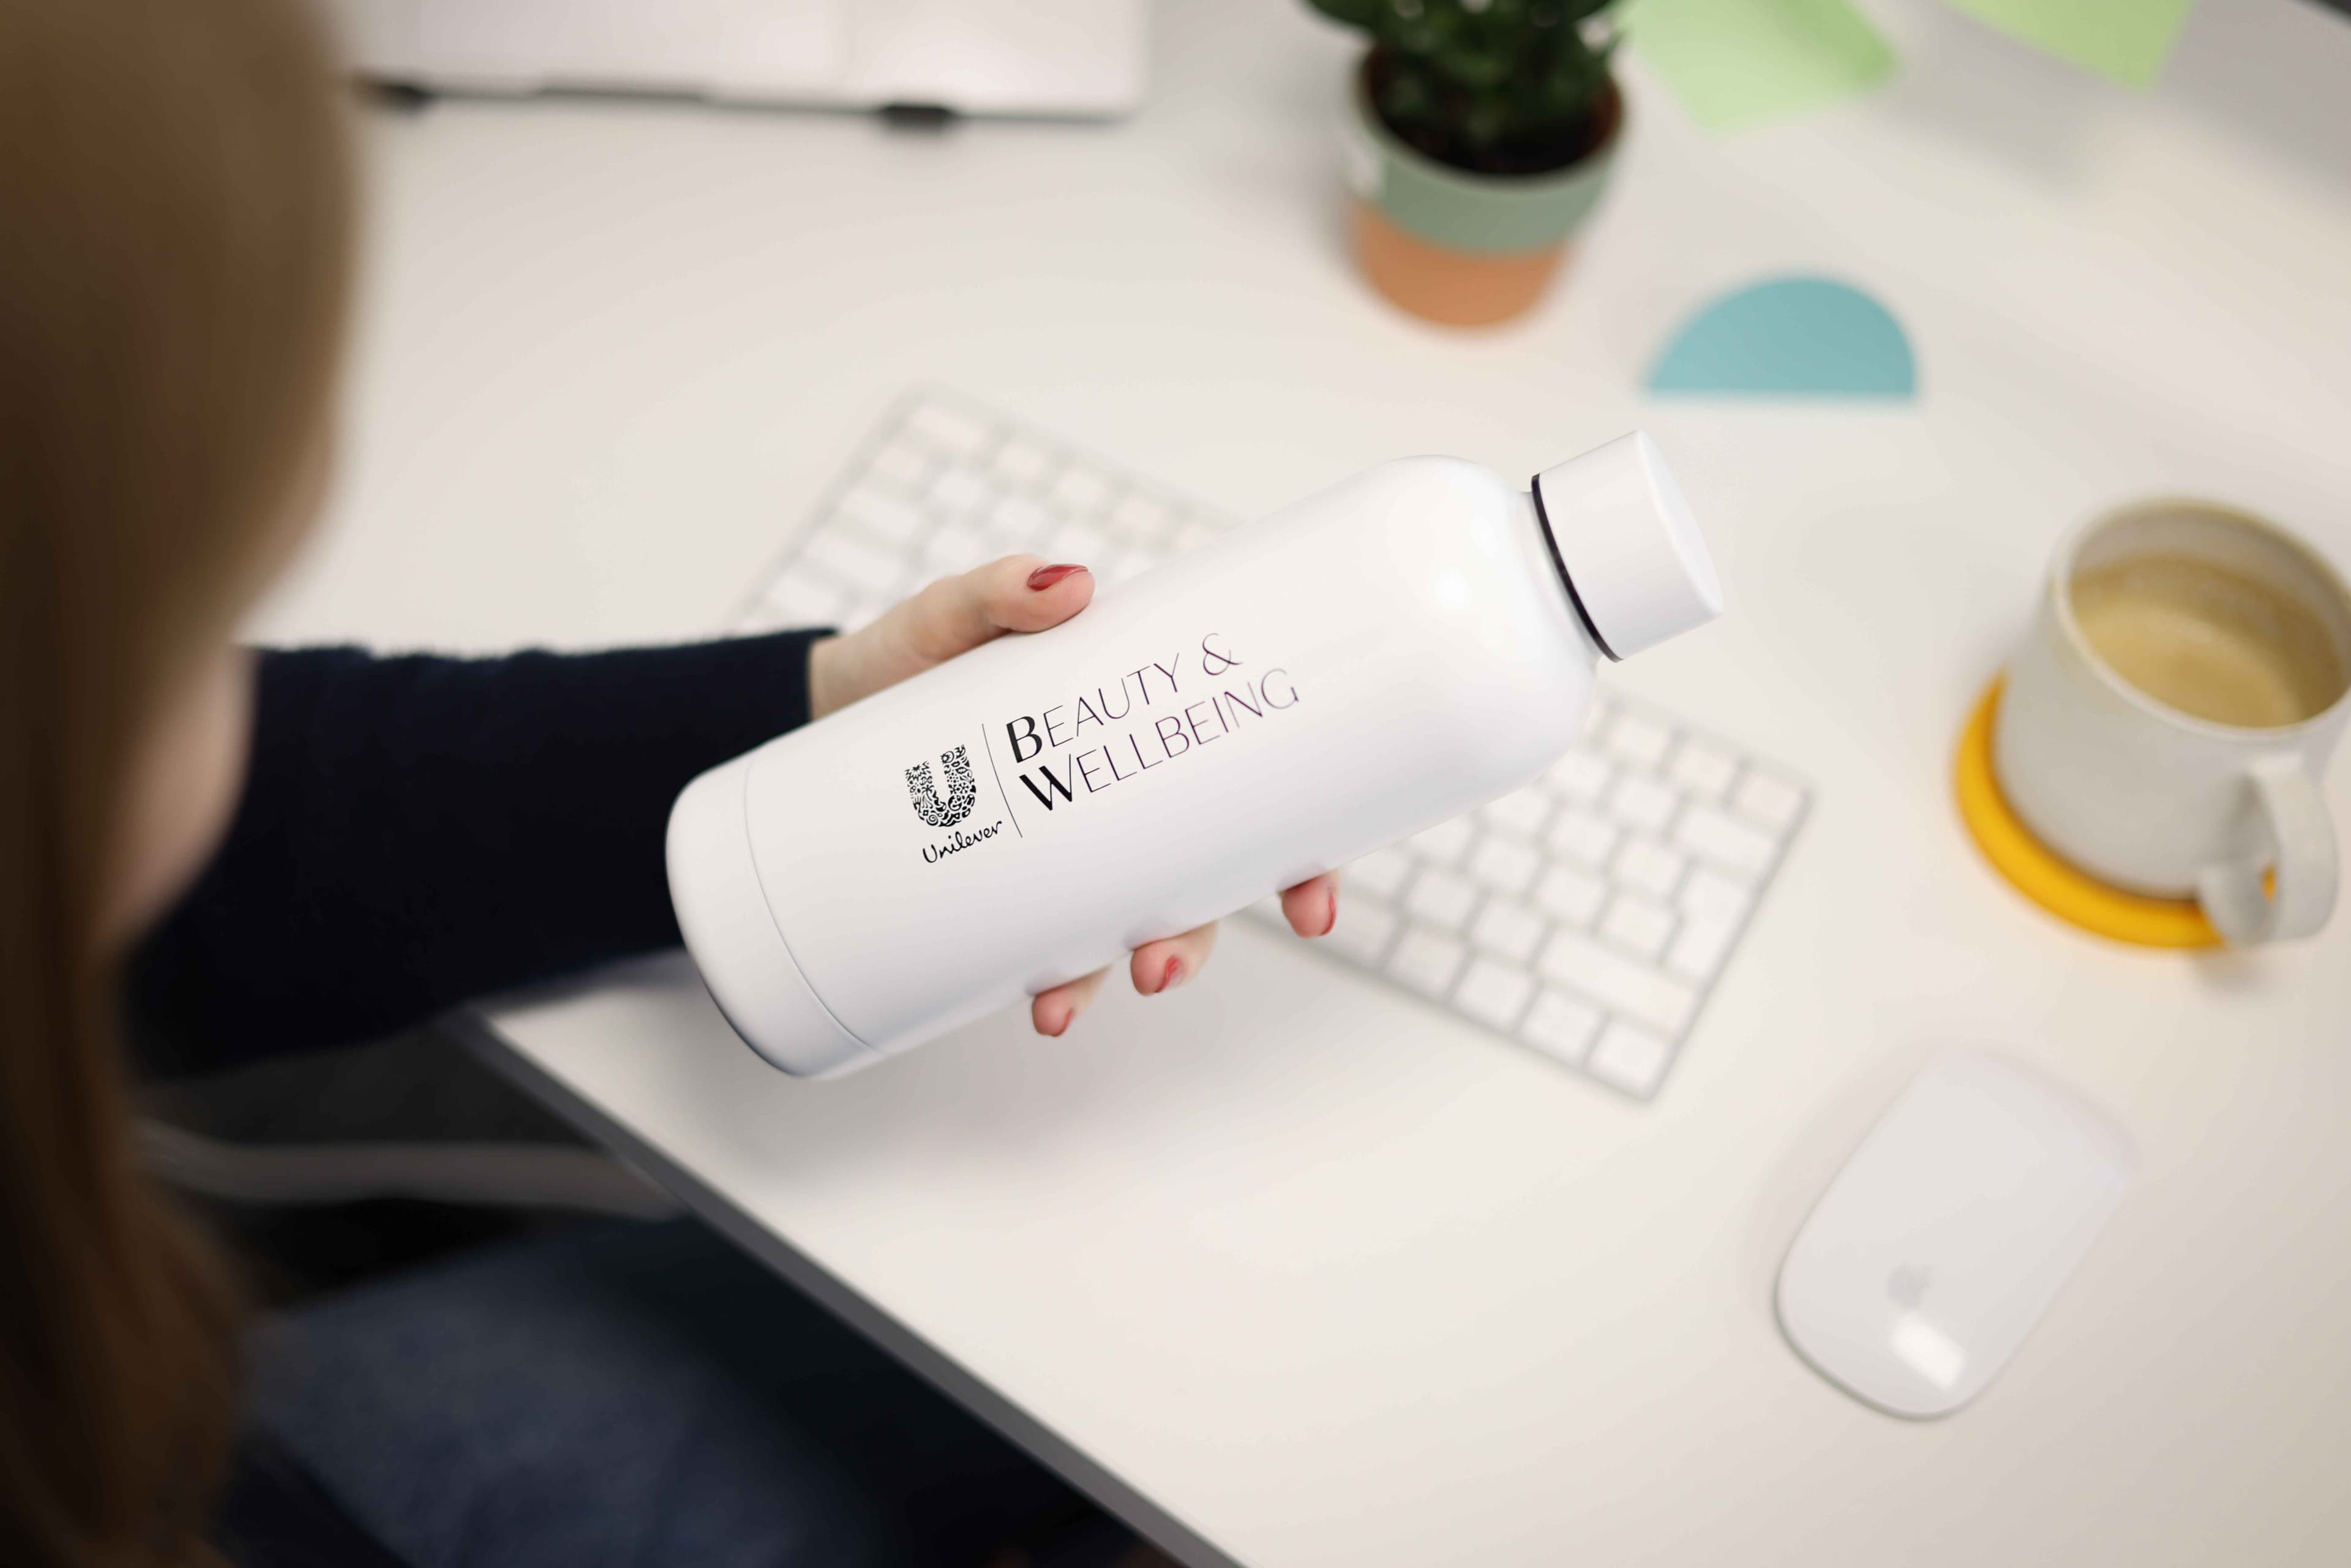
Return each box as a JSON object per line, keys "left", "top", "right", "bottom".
{"left": 1340, "top": 56, "right": 1622, "bottom": 328}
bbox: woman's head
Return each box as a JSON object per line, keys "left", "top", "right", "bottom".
{"left": 0, "top": 1, "right": 354, "bottom": 1560}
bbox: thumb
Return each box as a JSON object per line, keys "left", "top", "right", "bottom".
{"left": 811, "top": 557, "right": 1095, "bottom": 716}
{"left": 898, "top": 556, "right": 1094, "bottom": 664}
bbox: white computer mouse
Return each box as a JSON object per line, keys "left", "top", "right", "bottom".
{"left": 1776, "top": 1051, "right": 2135, "bottom": 1419}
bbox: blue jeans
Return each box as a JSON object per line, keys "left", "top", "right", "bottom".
{"left": 244, "top": 1218, "right": 1088, "bottom": 1568}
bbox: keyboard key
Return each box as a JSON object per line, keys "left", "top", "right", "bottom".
{"left": 840, "top": 486, "right": 928, "bottom": 542}
{"left": 1602, "top": 710, "right": 1673, "bottom": 770}
{"left": 925, "top": 466, "right": 991, "bottom": 516}
{"left": 1405, "top": 868, "right": 1479, "bottom": 931}
{"left": 1467, "top": 834, "right": 1542, "bottom": 896}
{"left": 1534, "top": 863, "right": 1606, "bottom": 927}
{"left": 1586, "top": 1020, "right": 1674, "bottom": 1098}
{"left": 988, "top": 494, "right": 1051, "bottom": 545}
{"left": 733, "top": 598, "right": 800, "bottom": 634}
{"left": 909, "top": 402, "right": 991, "bottom": 454}
{"left": 1048, "top": 519, "right": 1112, "bottom": 564}
{"left": 763, "top": 572, "right": 845, "bottom": 626}
{"left": 1545, "top": 749, "right": 1611, "bottom": 802}
{"left": 1171, "top": 517, "right": 1220, "bottom": 554}
{"left": 1666, "top": 911, "right": 1739, "bottom": 983}
{"left": 1052, "top": 467, "right": 1111, "bottom": 510}
{"left": 1348, "top": 846, "right": 1413, "bottom": 899}
{"left": 991, "top": 439, "right": 1051, "bottom": 484}
{"left": 1668, "top": 740, "right": 1739, "bottom": 800}
{"left": 1581, "top": 700, "right": 1614, "bottom": 740}
{"left": 1324, "top": 900, "right": 1398, "bottom": 966}
{"left": 1538, "top": 930, "right": 1698, "bottom": 1034}
{"left": 1482, "top": 784, "right": 1553, "bottom": 839}
{"left": 1456, "top": 959, "right": 1534, "bottom": 1032}
{"left": 1389, "top": 927, "right": 1466, "bottom": 999}
{"left": 1599, "top": 894, "right": 1676, "bottom": 960}
{"left": 1673, "top": 803, "right": 1779, "bottom": 880}
{"left": 801, "top": 528, "right": 906, "bottom": 597}
{"left": 868, "top": 441, "right": 932, "bottom": 489}
{"left": 1613, "top": 838, "right": 1686, "bottom": 900}
{"left": 1680, "top": 865, "right": 1754, "bottom": 919}
{"left": 1608, "top": 773, "right": 1677, "bottom": 833}
{"left": 1110, "top": 493, "right": 1170, "bottom": 540}
{"left": 1547, "top": 808, "right": 1618, "bottom": 868}
{"left": 921, "top": 520, "right": 994, "bottom": 576}
{"left": 1520, "top": 989, "right": 1602, "bottom": 1066}
{"left": 1408, "top": 818, "right": 1474, "bottom": 867}
{"left": 1108, "top": 548, "right": 1161, "bottom": 585}
{"left": 1469, "top": 899, "right": 1547, "bottom": 963}
{"left": 1734, "top": 769, "right": 1806, "bottom": 831}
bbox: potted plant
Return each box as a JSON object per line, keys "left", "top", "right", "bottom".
{"left": 1310, "top": 0, "right": 1625, "bottom": 327}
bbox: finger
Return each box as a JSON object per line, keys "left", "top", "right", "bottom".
{"left": 899, "top": 555, "right": 1094, "bottom": 666}
{"left": 1032, "top": 966, "right": 1109, "bottom": 1038}
{"left": 1279, "top": 872, "right": 1341, "bottom": 939}
{"left": 814, "top": 557, "right": 1096, "bottom": 718}
{"left": 1130, "top": 921, "right": 1218, "bottom": 997}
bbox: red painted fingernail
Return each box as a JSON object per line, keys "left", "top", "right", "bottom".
{"left": 1319, "top": 890, "right": 1338, "bottom": 938}
{"left": 1027, "top": 563, "right": 1087, "bottom": 591}
{"left": 1159, "top": 957, "right": 1184, "bottom": 994}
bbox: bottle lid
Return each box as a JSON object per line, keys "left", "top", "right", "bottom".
{"left": 1532, "top": 431, "right": 1723, "bottom": 660}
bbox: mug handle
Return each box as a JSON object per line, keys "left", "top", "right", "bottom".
{"left": 2196, "top": 753, "right": 2338, "bottom": 944}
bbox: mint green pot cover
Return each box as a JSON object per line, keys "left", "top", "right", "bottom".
{"left": 1341, "top": 66, "right": 1622, "bottom": 258}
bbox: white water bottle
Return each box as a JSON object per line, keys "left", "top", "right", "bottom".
{"left": 668, "top": 433, "right": 1721, "bottom": 1077}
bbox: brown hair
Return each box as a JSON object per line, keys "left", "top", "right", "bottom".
{"left": 0, "top": 2, "right": 355, "bottom": 1561}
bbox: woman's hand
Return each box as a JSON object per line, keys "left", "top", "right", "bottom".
{"left": 806, "top": 556, "right": 1341, "bottom": 1037}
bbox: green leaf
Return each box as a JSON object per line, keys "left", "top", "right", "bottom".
{"left": 1305, "top": 0, "right": 1386, "bottom": 29}
{"left": 1304, "top": 0, "right": 1622, "bottom": 156}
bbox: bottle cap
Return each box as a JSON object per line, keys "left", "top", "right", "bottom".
{"left": 1532, "top": 431, "right": 1722, "bottom": 660}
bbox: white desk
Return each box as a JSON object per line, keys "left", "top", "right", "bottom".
{"left": 263, "top": 0, "right": 2351, "bottom": 1562}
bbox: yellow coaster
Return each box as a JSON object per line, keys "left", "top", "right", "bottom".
{"left": 1955, "top": 679, "right": 2219, "bottom": 948}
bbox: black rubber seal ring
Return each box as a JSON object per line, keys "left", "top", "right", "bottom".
{"left": 1531, "top": 471, "right": 1621, "bottom": 662}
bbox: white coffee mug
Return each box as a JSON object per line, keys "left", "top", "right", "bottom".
{"left": 1994, "top": 500, "right": 2351, "bottom": 945}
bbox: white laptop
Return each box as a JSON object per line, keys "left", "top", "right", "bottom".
{"left": 325, "top": 0, "right": 1150, "bottom": 118}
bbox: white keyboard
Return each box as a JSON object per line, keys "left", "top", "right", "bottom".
{"left": 738, "top": 390, "right": 1810, "bottom": 1101}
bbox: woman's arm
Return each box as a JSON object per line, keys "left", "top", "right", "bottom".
{"left": 128, "top": 557, "right": 1341, "bottom": 1075}
{"left": 127, "top": 632, "right": 826, "bottom": 1072}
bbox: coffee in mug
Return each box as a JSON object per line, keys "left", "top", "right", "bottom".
{"left": 1995, "top": 500, "right": 2351, "bottom": 945}
{"left": 2069, "top": 554, "right": 2346, "bottom": 730}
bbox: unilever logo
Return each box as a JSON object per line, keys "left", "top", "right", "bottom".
{"left": 906, "top": 745, "right": 977, "bottom": 828}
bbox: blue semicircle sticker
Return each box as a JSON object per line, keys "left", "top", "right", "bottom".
{"left": 1647, "top": 276, "right": 1916, "bottom": 399}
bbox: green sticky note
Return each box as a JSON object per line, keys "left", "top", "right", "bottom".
{"left": 1625, "top": 0, "right": 1897, "bottom": 133}
{"left": 1941, "top": 0, "right": 2195, "bottom": 88}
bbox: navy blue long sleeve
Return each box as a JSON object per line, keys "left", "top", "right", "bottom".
{"left": 128, "top": 634, "right": 825, "bottom": 1074}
